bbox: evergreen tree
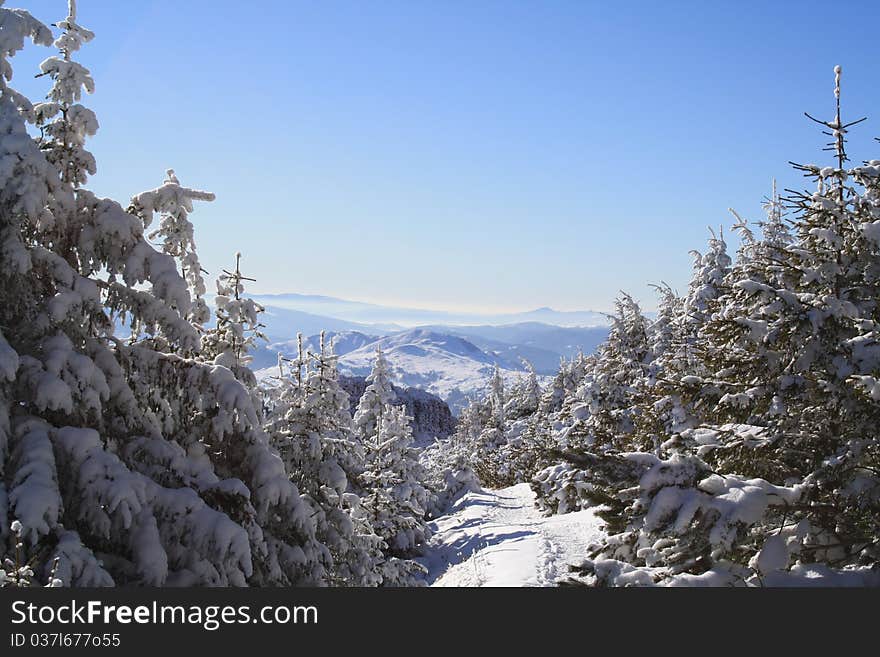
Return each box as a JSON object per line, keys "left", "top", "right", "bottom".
{"left": 537, "top": 350, "right": 590, "bottom": 418}
{"left": 547, "top": 68, "right": 880, "bottom": 585}
{"left": 130, "top": 169, "right": 215, "bottom": 328}
{"left": 419, "top": 400, "right": 482, "bottom": 518}
{"left": 505, "top": 359, "right": 540, "bottom": 419}
{"left": 34, "top": 0, "right": 95, "bottom": 189}
{"left": 577, "top": 293, "right": 651, "bottom": 452}
{"left": 489, "top": 363, "right": 505, "bottom": 428}
{"left": 352, "top": 347, "right": 394, "bottom": 442}
{"left": 469, "top": 365, "right": 510, "bottom": 485}
{"left": 0, "top": 3, "right": 324, "bottom": 586}
{"left": 642, "top": 231, "right": 734, "bottom": 452}
{"left": 362, "top": 404, "right": 430, "bottom": 585}
{"left": 265, "top": 333, "right": 384, "bottom": 586}
{"left": 201, "top": 253, "right": 266, "bottom": 383}
{"left": 647, "top": 283, "right": 682, "bottom": 372}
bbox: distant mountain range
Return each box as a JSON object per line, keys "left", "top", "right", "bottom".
{"left": 255, "top": 324, "right": 608, "bottom": 415}
{"left": 248, "top": 291, "right": 613, "bottom": 415}
{"left": 250, "top": 292, "right": 611, "bottom": 329}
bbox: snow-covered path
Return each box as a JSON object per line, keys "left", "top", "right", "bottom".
{"left": 419, "top": 483, "right": 604, "bottom": 587}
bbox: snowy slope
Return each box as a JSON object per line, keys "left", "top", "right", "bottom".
{"left": 254, "top": 325, "right": 597, "bottom": 414}
{"left": 423, "top": 323, "right": 610, "bottom": 374}
{"left": 335, "top": 329, "right": 533, "bottom": 414}
{"left": 255, "top": 329, "right": 539, "bottom": 415}
{"left": 421, "top": 483, "right": 604, "bottom": 587}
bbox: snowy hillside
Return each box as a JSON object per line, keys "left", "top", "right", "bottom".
{"left": 336, "top": 329, "right": 540, "bottom": 414}
{"left": 255, "top": 325, "right": 604, "bottom": 414}
{"left": 425, "top": 323, "right": 610, "bottom": 373}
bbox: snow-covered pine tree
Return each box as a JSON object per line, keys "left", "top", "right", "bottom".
{"left": 639, "top": 231, "right": 734, "bottom": 452}
{"left": 33, "top": 0, "right": 95, "bottom": 189}
{"left": 538, "top": 350, "right": 590, "bottom": 416}
{"left": 361, "top": 403, "right": 429, "bottom": 585}
{"left": 531, "top": 294, "right": 651, "bottom": 515}
{"left": 623, "top": 283, "right": 690, "bottom": 456}
{"left": 563, "top": 68, "right": 879, "bottom": 585}
{"left": 1, "top": 519, "right": 61, "bottom": 587}
{"left": 647, "top": 283, "right": 682, "bottom": 374}
{"left": 352, "top": 346, "right": 395, "bottom": 442}
{"left": 577, "top": 292, "right": 652, "bottom": 452}
{"left": 130, "top": 169, "right": 215, "bottom": 329}
{"left": 504, "top": 359, "right": 540, "bottom": 419}
{"left": 489, "top": 362, "right": 505, "bottom": 428}
{"left": 469, "top": 364, "right": 512, "bottom": 485}
{"left": 1, "top": 2, "right": 325, "bottom": 587}
{"left": 680, "top": 70, "right": 880, "bottom": 569}
{"left": 493, "top": 409, "right": 556, "bottom": 488}
{"left": 419, "top": 395, "right": 484, "bottom": 514}
{"left": 265, "top": 333, "right": 385, "bottom": 586}
{"left": 687, "top": 186, "right": 798, "bottom": 449}
{"left": 474, "top": 359, "right": 549, "bottom": 486}
{"left": 455, "top": 396, "right": 489, "bottom": 447}
{"left": 681, "top": 227, "right": 732, "bottom": 336}
{"left": 200, "top": 252, "right": 266, "bottom": 385}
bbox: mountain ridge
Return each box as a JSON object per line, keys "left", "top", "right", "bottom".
{"left": 250, "top": 292, "right": 612, "bottom": 328}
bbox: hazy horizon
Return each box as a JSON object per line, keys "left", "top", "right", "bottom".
{"left": 249, "top": 289, "right": 610, "bottom": 315}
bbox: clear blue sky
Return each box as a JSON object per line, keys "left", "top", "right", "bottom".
{"left": 11, "top": 1, "right": 880, "bottom": 312}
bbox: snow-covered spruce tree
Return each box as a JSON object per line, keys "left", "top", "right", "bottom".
{"left": 129, "top": 169, "right": 215, "bottom": 329}
{"left": 577, "top": 292, "right": 652, "bottom": 452}
{"left": 352, "top": 346, "right": 394, "bottom": 442}
{"left": 546, "top": 216, "right": 800, "bottom": 580}
{"left": 677, "top": 70, "right": 880, "bottom": 573}
{"left": 361, "top": 403, "right": 430, "bottom": 585}
{"left": 200, "top": 253, "right": 266, "bottom": 384}
{"left": 633, "top": 231, "right": 734, "bottom": 455}
{"left": 488, "top": 362, "right": 505, "bottom": 428}
{"left": 265, "top": 333, "right": 385, "bottom": 586}
{"left": 33, "top": 0, "right": 94, "bottom": 188}
{"left": 448, "top": 351, "right": 595, "bottom": 502}
{"left": 677, "top": 186, "right": 799, "bottom": 462}
{"left": 455, "top": 395, "right": 489, "bottom": 447}
{"left": 504, "top": 359, "right": 540, "bottom": 419}
{"left": 538, "top": 350, "right": 590, "bottom": 416}
{"left": 531, "top": 294, "right": 652, "bottom": 515}
{"left": 1, "top": 3, "right": 326, "bottom": 586}
{"left": 348, "top": 341, "right": 431, "bottom": 582}
{"left": 628, "top": 284, "right": 695, "bottom": 450}
{"left": 647, "top": 283, "right": 683, "bottom": 370}
{"left": 564, "top": 68, "right": 879, "bottom": 585}
{"left": 471, "top": 359, "right": 556, "bottom": 488}
{"left": 470, "top": 364, "right": 512, "bottom": 486}
{"left": 491, "top": 409, "right": 556, "bottom": 489}
{"left": 420, "top": 397, "right": 483, "bottom": 515}
{"left": 681, "top": 228, "right": 732, "bottom": 340}
{"left": 1, "top": 520, "right": 61, "bottom": 587}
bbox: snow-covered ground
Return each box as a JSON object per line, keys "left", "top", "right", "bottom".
{"left": 420, "top": 483, "right": 603, "bottom": 587}
{"left": 419, "top": 485, "right": 880, "bottom": 587}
